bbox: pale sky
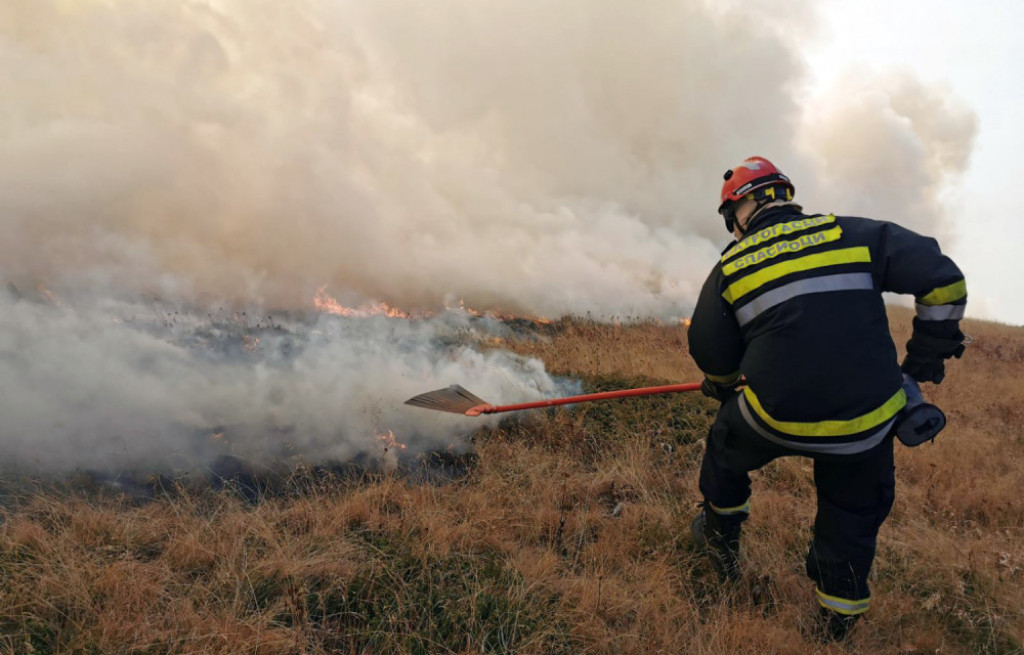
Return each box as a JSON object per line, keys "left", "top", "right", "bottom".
{"left": 807, "top": 1, "right": 1024, "bottom": 325}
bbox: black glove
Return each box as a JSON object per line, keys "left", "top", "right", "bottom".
{"left": 901, "top": 353, "right": 946, "bottom": 384}
{"left": 701, "top": 377, "right": 740, "bottom": 403}
{"left": 902, "top": 329, "right": 966, "bottom": 384}
{"left": 905, "top": 331, "right": 966, "bottom": 360}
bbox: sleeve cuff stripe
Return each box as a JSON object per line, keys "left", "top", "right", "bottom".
{"left": 916, "top": 303, "right": 966, "bottom": 321}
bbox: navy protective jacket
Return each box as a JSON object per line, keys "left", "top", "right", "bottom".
{"left": 687, "top": 205, "right": 966, "bottom": 455}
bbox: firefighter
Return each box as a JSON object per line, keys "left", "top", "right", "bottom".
{"left": 687, "top": 156, "right": 967, "bottom": 640}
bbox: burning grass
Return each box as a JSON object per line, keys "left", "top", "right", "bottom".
{"left": 1, "top": 308, "right": 1023, "bottom": 654}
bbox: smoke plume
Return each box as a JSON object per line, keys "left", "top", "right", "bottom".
{"left": 0, "top": 289, "right": 563, "bottom": 472}
{"left": 799, "top": 71, "right": 977, "bottom": 241}
{"left": 0, "top": 0, "right": 977, "bottom": 471}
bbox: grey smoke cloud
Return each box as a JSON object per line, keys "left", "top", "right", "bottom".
{"left": 799, "top": 71, "right": 978, "bottom": 241}
{"left": 1, "top": 1, "right": 975, "bottom": 315}
{"left": 0, "top": 1, "right": 977, "bottom": 471}
{"left": 0, "top": 0, "right": 798, "bottom": 316}
{"left": 0, "top": 290, "right": 560, "bottom": 472}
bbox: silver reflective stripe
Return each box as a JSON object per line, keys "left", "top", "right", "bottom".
{"left": 738, "top": 394, "right": 893, "bottom": 455}
{"left": 916, "top": 303, "right": 966, "bottom": 321}
{"left": 734, "top": 273, "right": 875, "bottom": 327}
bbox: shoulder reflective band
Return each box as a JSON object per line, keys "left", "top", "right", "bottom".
{"left": 742, "top": 386, "right": 906, "bottom": 437}
{"left": 737, "top": 394, "right": 893, "bottom": 455}
{"left": 918, "top": 279, "right": 967, "bottom": 306}
{"left": 721, "top": 214, "right": 836, "bottom": 262}
{"left": 815, "top": 588, "right": 870, "bottom": 616}
{"left": 915, "top": 302, "right": 966, "bottom": 321}
{"left": 722, "top": 247, "right": 872, "bottom": 304}
{"left": 723, "top": 226, "right": 843, "bottom": 277}
{"left": 734, "top": 273, "right": 874, "bottom": 326}
{"left": 709, "top": 499, "right": 750, "bottom": 516}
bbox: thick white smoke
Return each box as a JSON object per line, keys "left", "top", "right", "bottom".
{"left": 0, "top": 289, "right": 562, "bottom": 472}
{"left": 0, "top": 0, "right": 977, "bottom": 471}
{"left": 799, "top": 71, "right": 977, "bottom": 241}
{"left": 0, "top": 0, "right": 804, "bottom": 316}
{"left": 1, "top": 1, "right": 976, "bottom": 315}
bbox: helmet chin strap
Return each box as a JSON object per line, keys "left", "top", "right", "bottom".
{"left": 727, "top": 200, "right": 765, "bottom": 237}
{"left": 722, "top": 195, "right": 770, "bottom": 237}
{"left": 733, "top": 211, "right": 751, "bottom": 237}
{"left": 734, "top": 200, "right": 766, "bottom": 236}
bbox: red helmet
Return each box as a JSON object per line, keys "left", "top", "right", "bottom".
{"left": 718, "top": 156, "right": 794, "bottom": 214}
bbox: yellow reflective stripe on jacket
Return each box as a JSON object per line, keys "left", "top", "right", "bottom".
{"left": 742, "top": 386, "right": 906, "bottom": 437}
{"left": 710, "top": 499, "right": 750, "bottom": 516}
{"left": 723, "top": 226, "right": 843, "bottom": 277}
{"left": 815, "top": 588, "right": 870, "bottom": 616}
{"left": 705, "top": 371, "right": 741, "bottom": 384}
{"left": 722, "top": 247, "right": 872, "bottom": 304}
{"left": 721, "top": 215, "right": 836, "bottom": 262}
{"left": 919, "top": 279, "right": 967, "bottom": 306}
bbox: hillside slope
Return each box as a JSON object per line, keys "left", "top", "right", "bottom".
{"left": 0, "top": 307, "right": 1021, "bottom": 654}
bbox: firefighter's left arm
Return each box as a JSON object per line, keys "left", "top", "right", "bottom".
{"left": 687, "top": 266, "right": 744, "bottom": 386}
{"left": 876, "top": 221, "right": 967, "bottom": 383}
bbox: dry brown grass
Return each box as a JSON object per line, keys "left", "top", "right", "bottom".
{"left": 1, "top": 308, "right": 1022, "bottom": 654}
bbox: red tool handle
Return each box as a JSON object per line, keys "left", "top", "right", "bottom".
{"left": 465, "top": 382, "right": 704, "bottom": 416}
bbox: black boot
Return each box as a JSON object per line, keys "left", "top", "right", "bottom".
{"left": 817, "top": 607, "right": 860, "bottom": 642}
{"left": 690, "top": 507, "right": 742, "bottom": 582}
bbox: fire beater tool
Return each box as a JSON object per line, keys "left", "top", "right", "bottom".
{"left": 404, "top": 382, "right": 711, "bottom": 417}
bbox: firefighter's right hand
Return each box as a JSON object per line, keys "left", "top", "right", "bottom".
{"left": 701, "top": 377, "right": 740, "bottom": 403}
{"left": 902, "top": 330, "right": 965, "bottom": 384}
{"left": 901, "top": 354, "right": 946, "bottom": 384}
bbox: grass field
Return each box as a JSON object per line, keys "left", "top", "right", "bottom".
{"left": 1, "top": 308, "right": 1022, "bottom": 654}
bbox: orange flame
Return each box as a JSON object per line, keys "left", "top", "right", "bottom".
{"left": 314, "top": 286, "right": 554, "bottom": 325}
{"left": 455, "top": 298, "right": 552, "bottom": 324}
{"left": 455, "top": 298, "right": 484, "bottom": 317}
{"left": 377, "top": 430, "right": 407, "bottom": 452}
{"left": 36, "top": 284, "right": 62, "bottom": 307}
{"left": 314, "top": 286, "right": 413, "bottom": 319}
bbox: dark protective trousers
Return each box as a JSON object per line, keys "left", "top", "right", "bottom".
{"left": 698, "top": 394, "right": 896, "bottom": 605}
